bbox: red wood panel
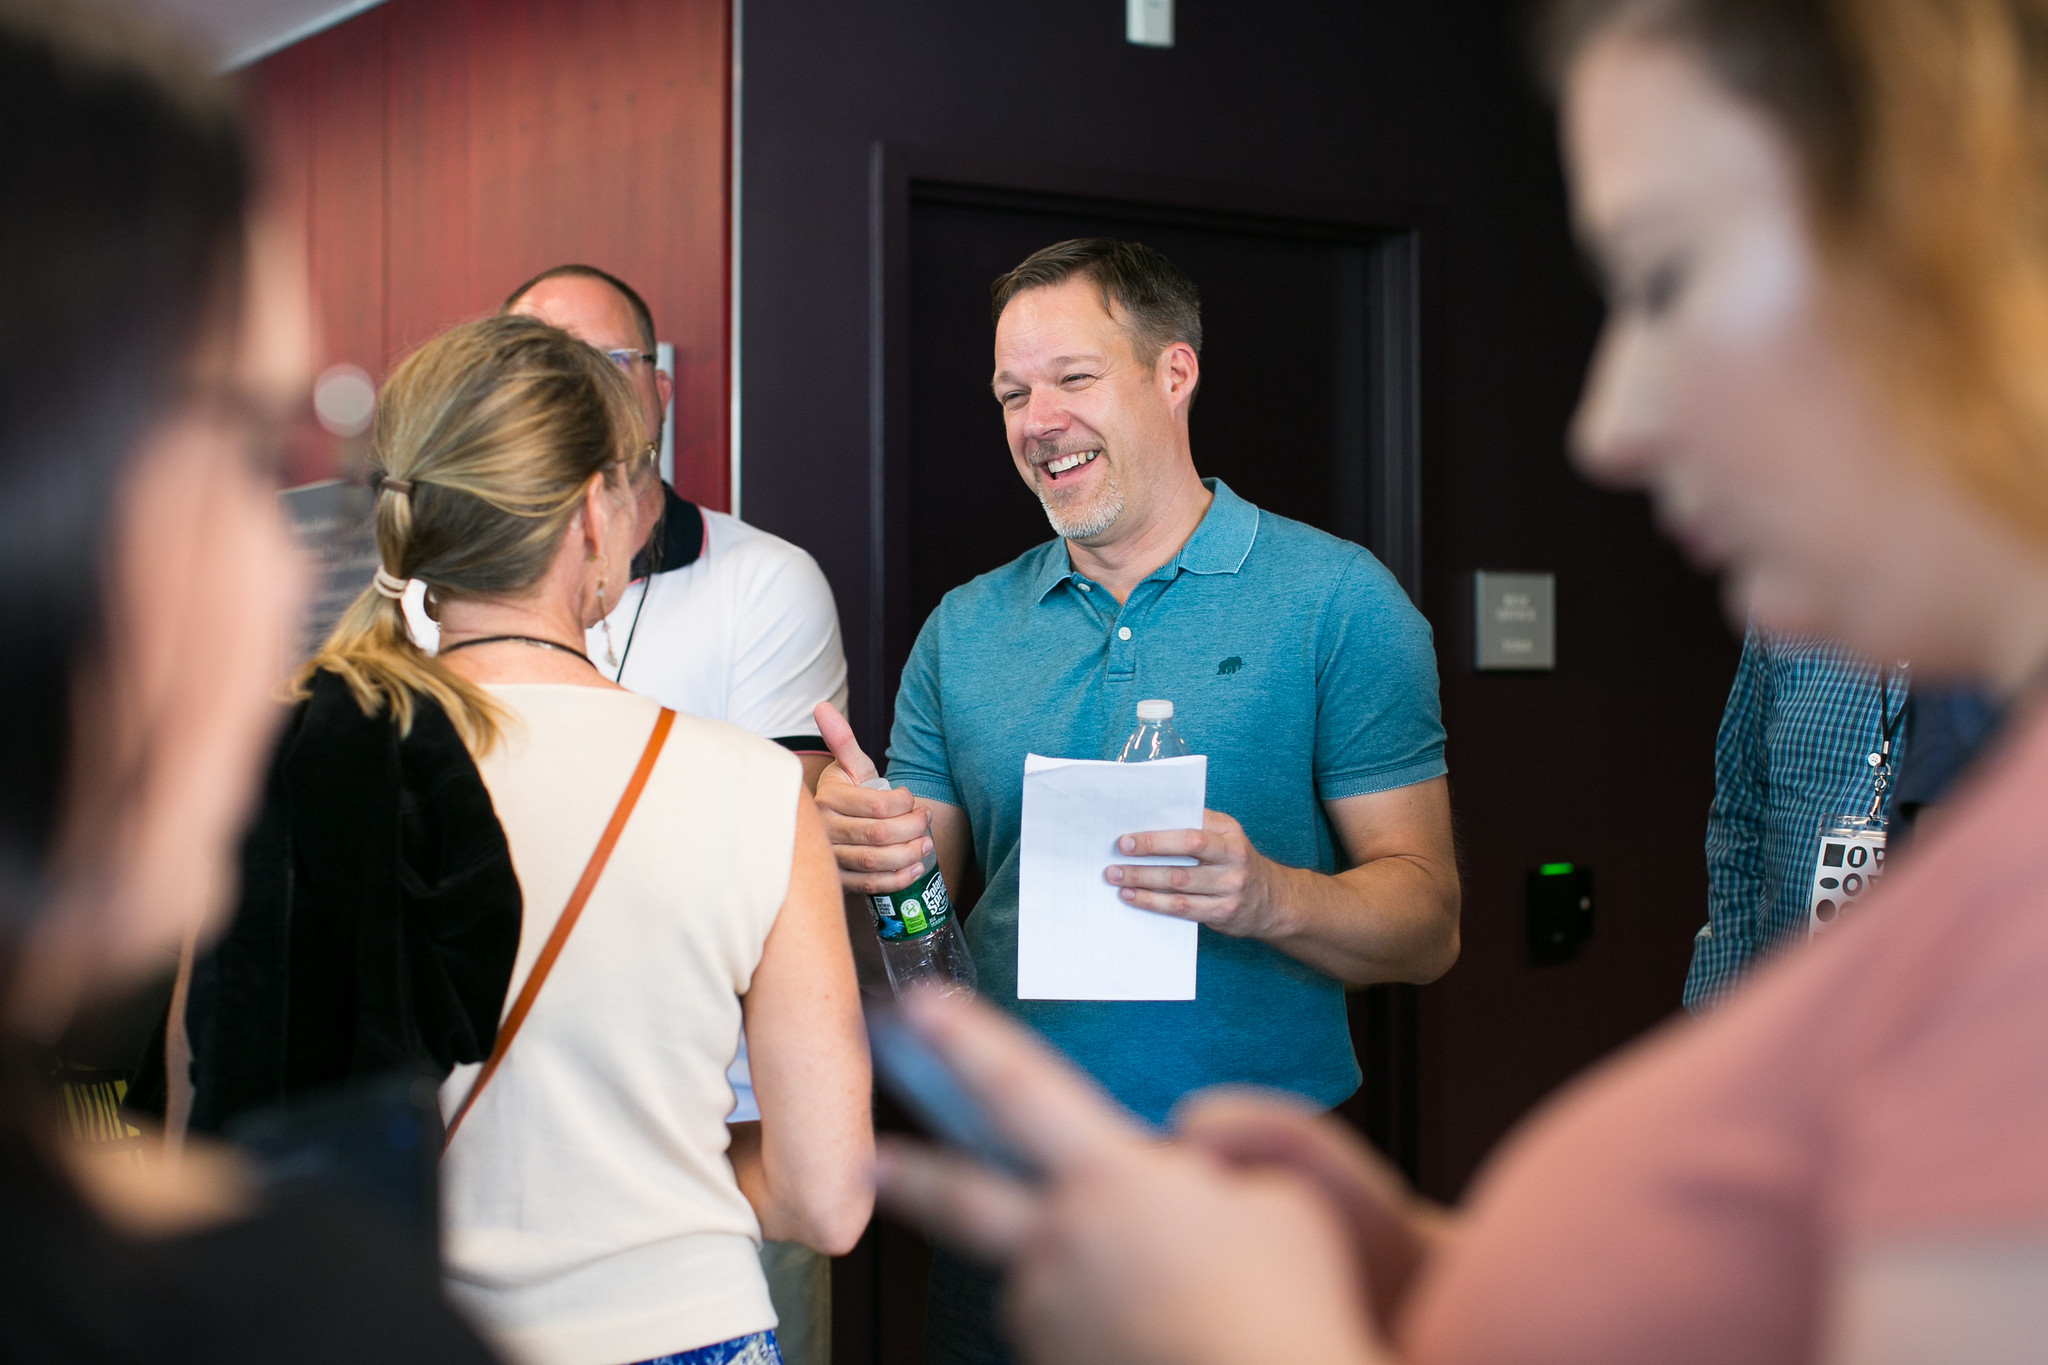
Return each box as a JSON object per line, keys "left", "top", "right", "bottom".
{"left": 243, "top": 43, "right": 311, "bottom": 249}
{"left": 242, "top": 44, "right": 321, "bottom": 484}
{"left": 309, "top": 5, "right": 390, "bottom": 377}
{"left": 384, "top": 0, "right": 477, "bottom": 355}
{"left": 243, "top": 0, "right": 732, "bottom": 509}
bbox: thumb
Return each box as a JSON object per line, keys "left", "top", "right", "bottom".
{"left": 814, "top": 701, "right": 880, "bottom": 785}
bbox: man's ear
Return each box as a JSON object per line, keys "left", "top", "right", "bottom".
{"left": 655, "top": 365, "right": 674, "bottom": 418}
{"left": 1160, "top": 341, "right": 1200, "bottom": 414}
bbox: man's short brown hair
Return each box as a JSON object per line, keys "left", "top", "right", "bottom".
{"left": 990, "top": 238, "right": 1203, "bottom": 363}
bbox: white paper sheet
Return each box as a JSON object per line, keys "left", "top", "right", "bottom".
{"left": 1017, "top": 753, "right": 1207, "bottom": 1001}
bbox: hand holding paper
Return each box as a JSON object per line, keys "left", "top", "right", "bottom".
{"left": 1106, "top": 806, "right": 1274, "bottom": 939}
{"left": 1018, "top": 753, "right": 1207, "bottom": 1001}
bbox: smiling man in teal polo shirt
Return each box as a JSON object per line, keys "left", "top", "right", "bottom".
{"left": 813, "top": 237, "right": 1458, "bottom": 1365}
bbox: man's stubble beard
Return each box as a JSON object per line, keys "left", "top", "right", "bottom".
{"left": 1037, "top": 461, "right": 1125, "bottom": 543}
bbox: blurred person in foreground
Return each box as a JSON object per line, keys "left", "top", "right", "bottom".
{"left": 319, "top": 313, "right": 872, "bottom": 1365}
{"left": 0, "top": 2, "right": 496, "bottom": 1357}
{"left": 875, "top": 1, "right": 2048, "bottom": 1362}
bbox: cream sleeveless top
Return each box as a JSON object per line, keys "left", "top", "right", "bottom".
{"left": 439, "top": 685, "right": 801, "bottom": 1365}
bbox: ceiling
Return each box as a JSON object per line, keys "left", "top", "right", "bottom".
{"left": 129, "top": 0, "right": 384, "bottom": 68}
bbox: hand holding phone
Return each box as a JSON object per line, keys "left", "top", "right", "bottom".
{"left": 865, "top": 998, "right": 1040, "bottom": 1183}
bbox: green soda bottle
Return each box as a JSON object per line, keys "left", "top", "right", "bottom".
{"left": 859, "top": 777, "right": 978, "bottom": 995}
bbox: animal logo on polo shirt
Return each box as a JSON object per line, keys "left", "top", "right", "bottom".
{"left": 1217, "top": 655, "right": 1244, "bottom": 676}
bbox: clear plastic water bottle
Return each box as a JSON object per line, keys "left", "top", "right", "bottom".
{"left": 859, "top": 777, "right": 978, "bottom": 996}
{"left": 1117, "top": 699, "right": 1192, "bottom": 762}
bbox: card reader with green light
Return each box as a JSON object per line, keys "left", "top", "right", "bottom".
{"left": 1527, "top": 862, "right": 1593, "bottom": 966}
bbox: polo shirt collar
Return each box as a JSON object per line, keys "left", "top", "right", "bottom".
{"left": 1174, "top": 479, "right": 1259, "bottom": 576}
{"left": 1031, "top": 539, "right": 1079, "bottom": 602}
{"left": 1033, "top": 477, "right": 1259, "bottom": 602}
{"left": 631, "top": 482, "right": 706, "bottom": 581}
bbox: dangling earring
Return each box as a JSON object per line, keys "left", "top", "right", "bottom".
{"left": 596, "top": 563, "right": 618, "bottom": 667}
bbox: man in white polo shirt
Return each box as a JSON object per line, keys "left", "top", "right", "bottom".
{"left": 515, "top": 264, "right": 847, "bottom": 771}
{"left": 405, "top": 264, "right": 847, "bottom": 1365}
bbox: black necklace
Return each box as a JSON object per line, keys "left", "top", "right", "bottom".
{"left": 440, "top": 634, "right": 596, "bottom": 668}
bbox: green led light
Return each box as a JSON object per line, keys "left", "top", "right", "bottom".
{"left": 1538, "top": 862, "right": 1576, "bottom": 876}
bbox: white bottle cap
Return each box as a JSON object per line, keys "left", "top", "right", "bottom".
{"left": 1135, "top": 699, "right": 1174, "bottom": 721}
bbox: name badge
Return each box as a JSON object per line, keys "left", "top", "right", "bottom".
{"left": 1808, "top": 815, "right": 1887, "bottom": 939}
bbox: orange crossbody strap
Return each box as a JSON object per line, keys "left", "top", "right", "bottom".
{"left": 442, "top": 706, "right": 676, "bottom": 1153}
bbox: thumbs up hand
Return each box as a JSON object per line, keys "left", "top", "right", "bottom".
{"left": 813, "top": 702, "right": 936, "bottom": 896}
{"left": 815, "top": 700, "right": 882, "bottom": 786}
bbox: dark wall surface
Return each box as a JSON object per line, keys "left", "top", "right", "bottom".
{"left": 738, "top": 0, "right": 1740, "bottom": 1348}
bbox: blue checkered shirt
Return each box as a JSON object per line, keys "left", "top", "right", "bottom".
{"left": 1685, "top": 629, "right": 1908, "bottom": 1013}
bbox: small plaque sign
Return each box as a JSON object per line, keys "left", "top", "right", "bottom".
{"left": 1474, "top": 571, "right": 1555, "bottom": 671}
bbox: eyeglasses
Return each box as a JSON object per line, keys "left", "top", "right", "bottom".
{"left": 605, "top": 348, "right": 657, "bottom": 372}
{"left": 620, "top": 441, "right": 660, "bottom": 480}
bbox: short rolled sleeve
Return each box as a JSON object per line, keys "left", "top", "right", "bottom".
{"left": 722, "top": 542, "right": 850, "bottom": 741}
{"left": 1312, "top": 550, "right": 1447, "bottom": 801}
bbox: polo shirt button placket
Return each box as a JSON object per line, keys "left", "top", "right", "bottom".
{"left": 1110, "top": 620, "right": 1136, "bottom": 681}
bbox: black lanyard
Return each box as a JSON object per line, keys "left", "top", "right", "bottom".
{"left": 1868, "top": 666, "right": 1909, "bottom": 820}
{"left": 611, "top": 577, "right": 653, "bottom": 682}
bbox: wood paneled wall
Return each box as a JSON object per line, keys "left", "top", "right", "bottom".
{"left": 247, "top": 0, "right": 732, "bottom": 508}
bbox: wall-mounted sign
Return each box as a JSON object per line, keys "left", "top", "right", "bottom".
{"left": 1474, "top": 570, "right": 1555, "bottom": 671}
{"left": 1126, "top": 0, "right": 1172, "bottom": 47}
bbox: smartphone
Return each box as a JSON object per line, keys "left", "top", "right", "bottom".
{"left": 864, "top": 998, "right": 1040, "bottom": 1183}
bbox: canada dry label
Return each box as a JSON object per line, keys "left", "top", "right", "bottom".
{"left": 871, "top": 866, "right": 953, "bottom": 940}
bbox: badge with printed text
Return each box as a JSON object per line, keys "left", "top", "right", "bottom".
{"left": 1807, "top": 815, "right": 1887, "bottom": 939}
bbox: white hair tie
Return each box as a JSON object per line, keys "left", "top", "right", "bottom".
{"left": 372, "top": 568, "right": 409, "bottom": 600}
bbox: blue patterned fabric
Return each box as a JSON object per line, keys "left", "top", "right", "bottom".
{"left": 630, "top": 1330, "right": 783, "bottom": 1365}
{"left": 1685, "top": 628, "right": 1908, "bottom": 1013}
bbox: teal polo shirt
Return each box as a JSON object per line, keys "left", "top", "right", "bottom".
{"left": 885, "top": 479, "right": 1445, "bottom": 1125}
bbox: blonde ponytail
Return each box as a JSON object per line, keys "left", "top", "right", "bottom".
{"left": 295, "top": 314, "right": 644, "bottom": 751}
{"left": 302, "top": 559, "right": 509, "bottom": 751}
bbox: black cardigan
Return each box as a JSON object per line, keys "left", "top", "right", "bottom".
{"left": 130, "top": 670, "right": 521, "bottom": 1133}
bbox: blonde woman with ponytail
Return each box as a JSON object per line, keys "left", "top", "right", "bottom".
{"left": 143, "top": 317, "right": 648, "bottom": 1132}
{"left": 305, "top": 312, "right": 651, "bottom": 749}
{"left": 317, "top": 315, "right": 870, "bottom": 1365}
